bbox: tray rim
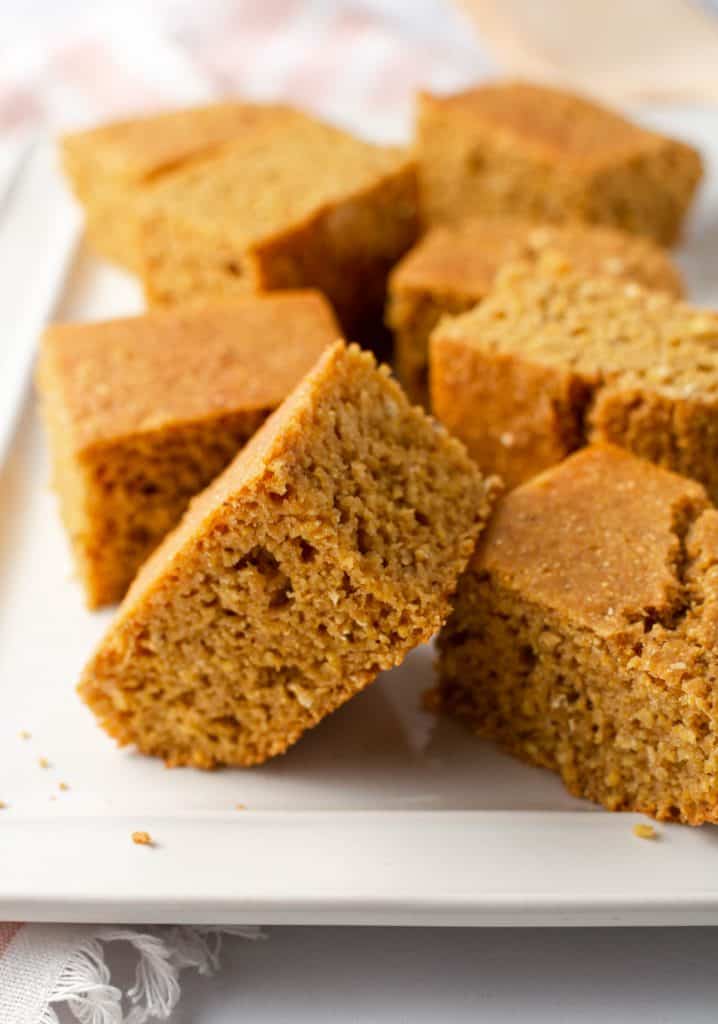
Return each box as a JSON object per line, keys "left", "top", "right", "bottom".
{"left": 4, "top": 106, "right": 718, "bottom": 929}
{"left": 3, "top": 810, "right": 718, "bottom": 926}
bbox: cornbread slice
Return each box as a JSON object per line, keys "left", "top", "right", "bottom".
{"left": 436, "top": 444, "right": 718, "bottom": 825}
{"left": 388, "top": 217, "right": 683, "bottom": 404}
{"left": 78, "top": 342, "right": 493, "bottom": 769}
{"left": 138, "top": 109, "right": 418, "bottom": 338}
{"left": 431, "top": 255, "right": 718, "bottom": 494}
{"left": 416, "top": 81, "right": 702, "bottom": 244}
{"left": 38, "top": 291, "right": 339, "bottom": 608}
{"left": 61, "top": 102, "right": 296, "bottom": 270}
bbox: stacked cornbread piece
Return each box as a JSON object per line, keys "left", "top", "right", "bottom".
{"left": 45, "top": 80, "right": 718, "bottom": 823}
{"left": 388, "top": 218, "right": 684, "bottom": 405}
{"left": 38, "top": 292, "right": 341, "bottom": 606}
{"left": 62, "top": 102, "right": 418, "bottom": 343}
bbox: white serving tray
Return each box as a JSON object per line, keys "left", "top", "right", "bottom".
{"left": 2, "top": 107, "right": 718, "bottom": 927}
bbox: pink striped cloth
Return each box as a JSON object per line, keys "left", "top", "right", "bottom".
{"left": 0, "top": 3, "right": 492, "bottom": 1021}
{"left": 0, "top": 0, "right": 493, "bottom": 139}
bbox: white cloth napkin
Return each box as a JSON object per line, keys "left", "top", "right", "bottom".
{"left": 0, "top": 922, "right": 262, "bottom": 1023}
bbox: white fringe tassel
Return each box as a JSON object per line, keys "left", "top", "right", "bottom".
{"left": 39, "top": 926, "right": 263, "bottom": 1024}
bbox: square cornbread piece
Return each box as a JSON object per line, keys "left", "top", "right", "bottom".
{"left": 78, "top": 342, "right": 494, "bottom": 769}
{"left": 431, "top": 254, "right": 718, "bottom": 494}
{"left": 61, "top": 102, "right": 296, "bottom": 270}
{"left": 139, "top": 109, "right": 418, "bottom": 338}
{"left": 416, "top": 82, "right": 702, "bottom": 244}
{"left": 388, "top": 217, "right": 683, "bottom": 404}
{"left": 38, "top": 291, "right": 339, "bottom": 608}
{"left": 437, "top": 445, "right": 718, "bottom": 825}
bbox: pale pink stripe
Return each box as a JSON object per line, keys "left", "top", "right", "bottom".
{"left": 49, "top": 39, "right": 168, "bottom": 115}
{"left": 365, "top": 43, "right": 444, "bottom": 108}
{"left": 280, "top": 9, "right": 377, "bottom": 104}
{"left": 0, "top": 922, "right": 22, "bottom": 956}
{"left": 0, "top": 84, "right": 45, "bottom": 131}
{"left": 223, "top": 0, "right": 303, "bottom": 35}
{"left": 177, "top": 0, "right": 303, "bottom": 93}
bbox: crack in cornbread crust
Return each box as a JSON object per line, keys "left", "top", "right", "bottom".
{"left": 436, "top": 445, "right": 718, "bottom": 825}
{"left": 60, "top": 102, "right": 299, "bottom": 270}
{"left": 416, "top": 81, "right": 702, "bottom": 244}
{"left": 430, "top": 255, "right": 718, "bottom": 495}
{"left": 138, "top": 114, "right": 419, "bottom": 336}
{"left": 387, "top": 217, "right": 683, "bottom": 405}
{"left": 37, "top": 292, "right": 340, "bottom": 607}
{"left": 79, "top": 342, "right": 494, "bottom": 769}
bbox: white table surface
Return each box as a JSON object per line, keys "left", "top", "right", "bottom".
{"left": 83, "top": 926, "right": 716, "bottom": 1023}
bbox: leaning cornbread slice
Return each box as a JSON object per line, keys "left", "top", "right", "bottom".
{"left": 431, "top": 255, "right": 718, "bottom": 495}
{"left": 388, "top": 217, "right": 683, "bottom": 405}
{"left": 436, "top": 445, "right": 718, "bottom": 825}
{"left": 37, "top": 291, "right": 339, "bottom": 608}
{"left": 138, "top": 109, "right": 418, "bottom": 338}
{"left": 416, "top": 81, "right": 702, "bottom": 244}
{"left": 78, "top": 342, "right": 493, "bottom": 768}
{"left": 61, "top": 101, "right": 297, "bottom": 270}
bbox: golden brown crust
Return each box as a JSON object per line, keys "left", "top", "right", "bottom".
{"left": 37, "top": 292, "right": 339, "bottom": 607}
{"left": 60, "top": 102, "right": 299, "bottom": 269}
{"left": 61, "top": 102, "right": 298, "bottom": 184}
{"left": 437, "top": 445, "right": 718, "bottom": 825}
{"left": 79, "top": 342, "right": 494, "bottom": 769}
{"left": 416, "top": 81, "right": 703, "bottom": 244}
{"left": 431, "top": 255, "right": 718, "bottom": 497}
{"left": 475, "top": 445, "right": 708, "bottom": 635}
{"left": 388, "top": 216, "right": 683, "bottom": 405}
{"left": 137, "top": 109, "right": 419, "bottom": 336}
{"left": 419, "top": 82, "right": 665, "bottom": 166}
{"left": 39, "top": 291, "right": 340, "bottom": 450}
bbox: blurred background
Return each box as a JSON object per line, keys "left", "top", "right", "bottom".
{"left": 3, "top": 0, "right": 718, "bottom": 149}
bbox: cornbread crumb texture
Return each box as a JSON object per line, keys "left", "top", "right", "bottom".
{"left": 131, "top": 830, "right": 153, "bottom": 846}
{"left": 139, "top": 108, "right": 418, "bottom": 337}
{"left": 416, "top": 81, "right": 702, "bottom": 244}
{"left": 38, "top": 291, "right": 339, "bottom": 608}
{"left": 388, "top": 216, "right": 683, "bottom": 404}
{"left": 431, "top": 256, "right": 718, "bottom": 494}
{"left": 437, "top": 445, "right": 718, "bottom": 825}
{"left": 79, "top": 342, "right": 493, "bottom": 770}
{"left": 61, "top": 101, "right": 296, "bottom": 269}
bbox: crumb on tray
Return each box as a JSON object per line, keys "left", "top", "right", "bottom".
{"left": 633, "top": 823, "right": 657, "bottom": 840}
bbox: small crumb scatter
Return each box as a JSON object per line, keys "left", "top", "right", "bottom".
{"left": 59, "top": 782, "right": 70, "bottom": 792}
{"left": 132, "top": 830, "right": 153, "bottom": 846}
{"left": 19, "top": 730, "right": 31, "bottom": 740}
{"left": 38, "top": 757, "right": 50, "bottom": 769}
{"left": 633, "top": 823, "right": 657, "bottom": 840}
